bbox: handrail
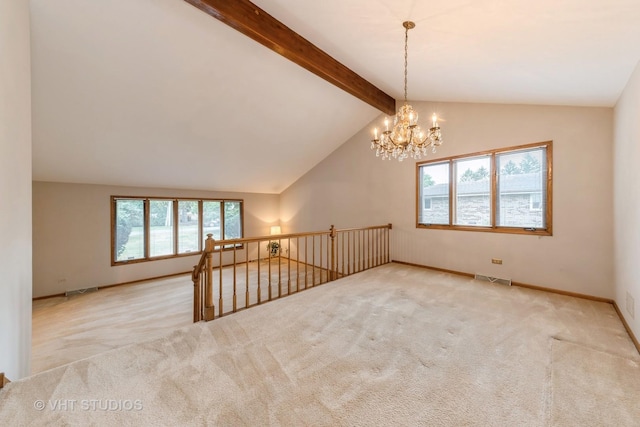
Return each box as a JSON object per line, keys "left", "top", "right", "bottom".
{"left": 192, "top": 223, "right": 392, "bottom": 322}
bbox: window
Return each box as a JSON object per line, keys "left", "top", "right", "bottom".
{"left": 114, "top": 199, "right": 144, "bottom": 262}
{"left": 112, "top": 197, "right": 244, "bottom": 265}
{"left": 178, "top": 200, "right": 199, "bottom": 254}
{"left": 455, "top": 156, "right": 491, "bottom": 227}
{"left": 149, "top": 199, "right": 174, "bottom": 257}
{"left": 416, "top": 141, "right": 552, "bottom": 235}
{"left": 419, "top": 162, "right": 449, "bottom": 225}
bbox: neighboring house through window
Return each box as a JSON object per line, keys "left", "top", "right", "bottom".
{"left": 417, "top": 141, "right": 552, "bottom": 235}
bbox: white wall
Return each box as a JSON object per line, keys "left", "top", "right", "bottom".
{"left": 614, "top": 60, "right": 640, "bottom": 341}
{"left": 0, "top": 0, "right": 32, "bottom": 379}
{"left": 32, "top": 182, "right": 279, "bottom": 298}
{"left": 281, "top": 101, "right": 614, "bottom": 299}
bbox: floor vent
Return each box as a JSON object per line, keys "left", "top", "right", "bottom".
{"left": 474, "top": 274, "right": 512, "bottom": 286}
{"left": 65, "top": 287, "right": 98, "bottom": 297}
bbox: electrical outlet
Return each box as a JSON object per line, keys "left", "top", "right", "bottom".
{"left": 626, "top": 292, "right": 635, "bottom": 319}
{"left": 491, "top": 258, "right": 503, "bottom": 265}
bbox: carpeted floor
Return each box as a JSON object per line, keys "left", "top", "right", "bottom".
{"left": 2, "top": 263, "right": 639, "bottom": 425}
{"left": 31, "top": 259, "right": 328, "bottom": 373}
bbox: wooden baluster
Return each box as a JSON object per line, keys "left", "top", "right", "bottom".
{"left": 312, "top": 235, "right": 316, "bottom": 286}
{"left": 278, "top": 237, "right": 282, "bottom": 298}
{"left": 245, "top": 242, "right": 250, "bottom": 308}
{"left": 233, "top": 244, "right": 237, "bottom": 312}
{"left": 257, "top": 243, "right": 262, "bottom": 304}
{"left": 368, "top": 229, "right": 372, "bottom": 269}
{"left": 380, "top": 227, "right": 382, "bottom": 264}
{"left": 330, "top": 225, "right": 336, "bottom": 281}
{"left": 319, "top": 235, "right": 323, "bottom": 284}
{"left": 343, "top": 231, "right": 351, "bottom": 276}
{"left": 268, "top": 238, "right": 272, "bottom": 301}
{"left": 375, "top": 228, "right": 379, "bottom": 267}
{"left": 368, "top": 230, "right": 371, "bottom": 269}
{"left": 304, "top": 236, "right": 308, "bottom": 289}
{"left": 287, "top": 237, "right": 291, "bottom": 294}
{"left": 219, "top": 242, "right": 223, "bottom": 317}
{"left": 340, "top": 231, "right": 345, "bottom": 277}
{"left": 325, "top": 235, "right": 330, "bottom": 282}
{"left": 205, "top": 234, "right": 215, "bottom": 321}
{"left": 360, "top": 230, "right": 364, "bottom": 272}
{"left": 325, "top": 231, "right": 330, "bottom": 282}
{"left": 296, "top": 236, "right": 300, "bottom": 292}
{"left": 387, "top": 223, "right": 392, "bottom": 263}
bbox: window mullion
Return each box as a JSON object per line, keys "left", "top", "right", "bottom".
{"left": 144, "top": 199, "right": 150, "bottom": 260}
{"left": 449, "top": 160, "right": 454, "bottom": 226}
{"left": 220, "top": 202, "right": 225, "bottom": 246}
{"left": 173, "top": 199, "right": 179, "bottom": 255}
{"left": 198, "top": 200, "right": 203, "bottom": 252}
{"left": 491, "top": 154, "right": 497, "bottom": 228}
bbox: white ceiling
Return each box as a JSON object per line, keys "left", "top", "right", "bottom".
{"left": 30, "top": 0, "right": 640, "bottom": 193}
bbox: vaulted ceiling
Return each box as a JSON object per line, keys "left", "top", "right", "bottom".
{"left": 30, "top": 0, "right": 640, "bottom": 193}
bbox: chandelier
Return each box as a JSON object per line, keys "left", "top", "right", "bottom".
{"left": 371, "top": 21, "right": 443, "bottom": 161}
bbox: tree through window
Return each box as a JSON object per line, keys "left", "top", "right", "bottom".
{"left": 112, "top": 197, "right": 244, "bottom": 265}
{"left": 417, "top": 141, "right": 552, "bottom": 235}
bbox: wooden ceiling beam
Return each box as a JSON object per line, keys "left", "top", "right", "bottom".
{"left": 184, "top": 0, "right": 396, "bottom": 115}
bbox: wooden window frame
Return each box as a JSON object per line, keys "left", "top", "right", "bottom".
{"left": 416, "top": 141, "right": 552, "bottom": 236}
{"left": 111, "top": 196, "right": 244, "bottom": 266}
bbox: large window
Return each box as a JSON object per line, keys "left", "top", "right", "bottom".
{"left": 417, "top": 141, "right": 552, "bottom": 235}
{"left": 112, "top": 197, "right": 244, "bottom": 265}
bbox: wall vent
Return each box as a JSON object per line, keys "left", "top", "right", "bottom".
{"left": 65, "top": 287, "right": 98, "bottom": 297}
{"left": 474, "top": 274, "right": 512, "bottom": 286}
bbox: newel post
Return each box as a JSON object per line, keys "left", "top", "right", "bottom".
{"left": 204, "top": 234, "right": 216, "bottom": 321}
{"left": 329, "top": 225, "right": 337, "bottom": 281}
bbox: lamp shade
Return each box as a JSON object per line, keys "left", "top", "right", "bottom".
{"left": 270, "top": 225, "right": 282, "bottom": 235}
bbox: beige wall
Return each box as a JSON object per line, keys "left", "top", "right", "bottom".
{"left": 281, "top": 101, "right": 614, "bottom": 299}
{"left": 32, "top": 182, "right": 279, "bottom": 298}
{"left": 614, "top": 60, "right": 640, "bottom": 341}
{"left": 0, "top": 0, "right": 32, "bottom": 379}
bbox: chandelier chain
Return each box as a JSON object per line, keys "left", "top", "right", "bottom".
{"left": 403, "top": 25, "right": 408, "bottom": 103}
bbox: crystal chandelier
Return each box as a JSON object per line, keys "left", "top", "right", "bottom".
{"left": 371, "top": 21, "right": 443, "bottom": 161}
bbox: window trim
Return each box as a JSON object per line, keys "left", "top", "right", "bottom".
{"left": 111, "top": 196, "right": 244, "bottom": 266}
{"left": 416, "top": 141, "right": 552, "bottom": 236}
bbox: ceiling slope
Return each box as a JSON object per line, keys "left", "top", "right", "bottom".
{"left": 183, "top": 0, "right": 395, "bottom": 115}
{"left": 30, "top": 0, "right": 381, "bottom": 193}
{"left": 30, "top": 0, "right": 640, "bottom": 193}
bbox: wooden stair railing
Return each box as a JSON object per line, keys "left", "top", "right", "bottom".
{"left": 193, "top": 223, "right": 392, "bottom": 322}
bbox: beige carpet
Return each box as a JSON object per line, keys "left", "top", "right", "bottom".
{"left": 549, "top": 338, "right": 640, "bottom": 426}
{"left": 2, "top": 263, "right": 638, "bottom": 426}
{"left": 31, "top": 259, "right": 326, "bottom": 373}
